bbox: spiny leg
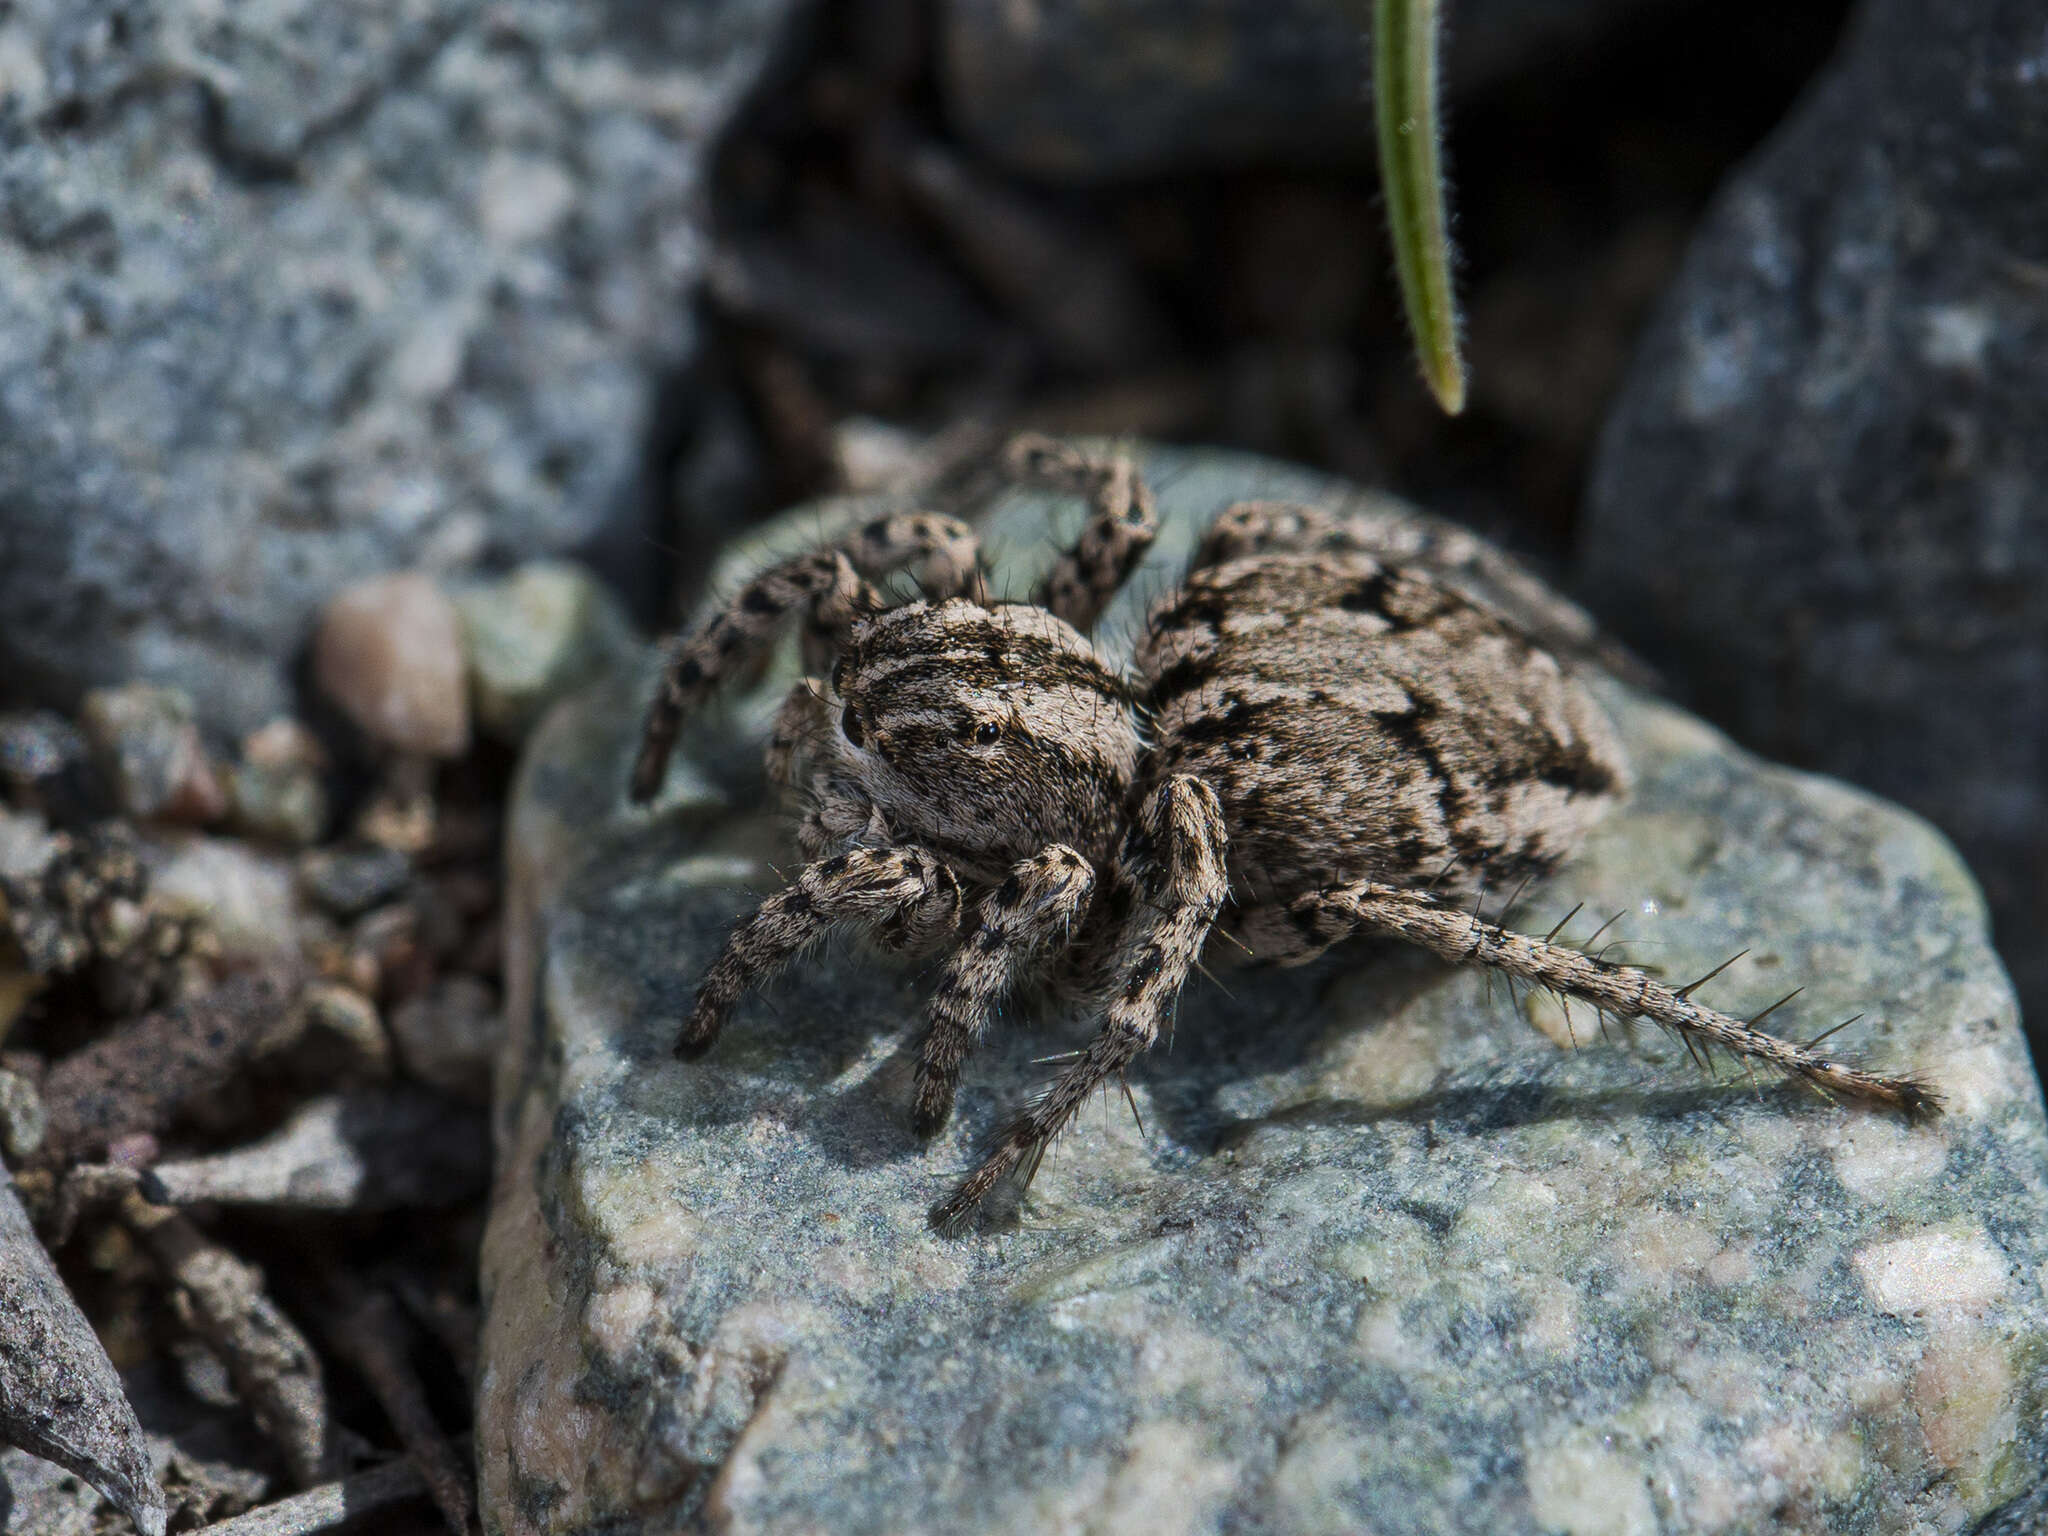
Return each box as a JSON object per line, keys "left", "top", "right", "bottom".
{"left": 1006, "top": 433, "right": 1159, "bottom": 635}
{"left": 1291, "top": 881, "right": 1937, "bottom": 1115}
{"left": 682, "top": 847, "right": 964, "bottom": 1057}
{"left": 632, "top": 512, "right": 985, "bottom": 803}
{"left": 912, "top": 844, "right": 1097, "bottom": 1137}
{"left": 933, "top": 776, "right": 1228, "bottom": 1230}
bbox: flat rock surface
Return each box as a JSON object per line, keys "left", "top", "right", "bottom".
{"left": 479, "top": 445, "right": 2048, "bottom": 1535}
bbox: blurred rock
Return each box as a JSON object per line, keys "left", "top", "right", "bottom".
{"left": 314, "top": 574, "right": 470, "bottom": 759}
{"left": 228, "top": 721, "right": 329, "bottom": 848}
{"left": 941, "top": 0, "right": 1663, "bottom": 182}
{"left": 1580, "top": 0, "right": 2048, "bottom": 1050}
{"left": 297, "top": 847, "right": 414, "bottom": 922}
{"left": 279, "top": 983, "right": 393, "bottom": 1082}
{"left": 388, "top": 975, "right": 498, "bottom": 1103}
{"left": 0, "top": 712, "right": 105, "bottom": 826}
{"left": 0, "top": 0, "right": 806, "bottom": 739}
{"left": 709, "top": 198, "right": 1002, "bottom": 368}
{"left": 454, "top": 561, "right": 638, "bottom": 744}
{"left": 141, "top": 835, "right": 298, "bottom": 966}
{"left": 78, "top": 685, "right": 226, "bottom": 825}
{"left": 0, "top": 1066, "right": 45, "bottom": 1161}
{"left": 479, "top": 444, "right": 2048, "bottom": 1533}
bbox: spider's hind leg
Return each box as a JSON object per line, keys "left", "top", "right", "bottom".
{"left": 1282, "top": 880, "right": 1938, "bottom": 1117}
{"left": 1006, "top": 434, "right": 1160, "bottom": 635}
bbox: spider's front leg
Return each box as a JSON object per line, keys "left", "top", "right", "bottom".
{"left": 932, "top": 776, "right": 1227, "bottom": 1229}
{"left": 1006, "top": 434, "right": 1159, "bottom": 635}
{"left": 681, "top": 847, "right": 965, "bottom": 1058}
{"left": 911, "top": 844, "right": 1097, "bottom": 1137}
{"left": 631, "top": 511, "right": 985, "bottom": 802}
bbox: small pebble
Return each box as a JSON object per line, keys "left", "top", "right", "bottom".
{"left": 285, "top": 983, "right": 393, "bottom": 1080}
{"left": 230, "top": 719, "right": 331, "bottom": 847}
{"left": 313, "top": 572, "right": 471, "bottom": 758}
{"left": 143, "top": 834, "right": 300, "bottom": 964}
{"left": 79, "top": 684, "right": 227, "bottom": 824}
{"left": 389, "top": 975, "right": 500, "bottom": 1103}
{"left": 454, "top": 561, "right": 636, "bottom": 743}
{"left": 297, "top": 846, "right": 414, "bottom": 920}
{"left": 0, "top": 710, "right": 105, "bottom": 823}
{"left": 0, "top": 1067, "right": 46, "bottom": 1160}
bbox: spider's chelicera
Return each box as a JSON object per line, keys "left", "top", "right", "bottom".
{"left": 630, "top": 437, "right": 1935, "bottom": 1229}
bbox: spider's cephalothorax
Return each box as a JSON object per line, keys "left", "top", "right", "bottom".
{"left": 631, "top": 438, "right": 1936, "bottom": 1229}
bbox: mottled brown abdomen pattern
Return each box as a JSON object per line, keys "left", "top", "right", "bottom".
{"left": 1136, "top": 552, "right": 1631, "bottom": 906}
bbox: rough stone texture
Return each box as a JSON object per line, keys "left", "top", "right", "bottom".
{"left": 939, "top": 0, "right": 1660, "bottom": 183}
{"left": 1579, "top": 0, "right": 2048, "bottom": 1055}
{"left": 480, "top": 445, "right": 2048, "bottom": 1534}
{"left": 0, "top": 1175, "right": 166, "bottom": 1536}
{"left": 0, "top": 0, "right": 800, "bottom": 739}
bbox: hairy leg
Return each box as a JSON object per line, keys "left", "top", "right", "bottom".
{"left": 912, "top": 844, "right": 1096, "bottom": 1136}
{"left": 1281, "top": 880, "right": 1937, "bottom": 1114}
{"left": 632, "top": 512, "right": 984, "bottom": 803}
{"left": 932, "top": 776, "right": 1227, "bottom": 1229}
{"left": 1006, "top": 434, "right": 1160, "bottom": 636}
{"left": 681, "top": 847, "right": 964, "bottom": 1057}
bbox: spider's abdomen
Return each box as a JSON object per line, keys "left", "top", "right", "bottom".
{"left": 1136, "top": 553, "right": 1630, "bottom": 906}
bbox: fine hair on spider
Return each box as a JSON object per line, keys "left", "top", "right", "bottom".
{"left": 630, "top": 434, "right": 1939, "bottom": 1231}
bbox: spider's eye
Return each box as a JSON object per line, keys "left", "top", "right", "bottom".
{"left": 840, "top": 704, "right": 865, "bottom": 748}
{"left": 972, "top": 721, "right": 1001, "bottom": 746}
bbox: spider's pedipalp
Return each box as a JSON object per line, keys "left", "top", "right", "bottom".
{"left": 913, "top": 844, "right": 1096, "bottom": 1136}
{"left": 932, "top": 775, "right": 1226, "bottom": 1230}
{"left": 680, "top": 846, "right": 964, "bottom": 1057}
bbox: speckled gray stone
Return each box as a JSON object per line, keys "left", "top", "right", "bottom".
{"left": 1580, "top": 0, "right": 2048, "bottom": 1063}
{"left": 480, "top": 444, "right": 2048, "bottom": 1535}
{"left": 0, "top": 0, "right": 799, "bottom": 737}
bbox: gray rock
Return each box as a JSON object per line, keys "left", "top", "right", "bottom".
{"left": 0, "top": 0, "right": 801, "bottom": 739}
{"left": 1579, "top": 0, "right": 2048, "bottom": 1055}
{"left": 940, "top": 0, "right": 1660, "bottom": 183}
{"left": 78, "top": 684, "right": 226, "bottom": 825}
{"left": 296, "top": 845, "right": 414, "bottom": 921}
{"left": 454, "top": 560, "right": 638, "bottom": 745}
{"left": 479, "top": 445, "right": 2048, "bottom": 1533}
{"left": 228, "top": 726, "right": 331, "bottom": 848}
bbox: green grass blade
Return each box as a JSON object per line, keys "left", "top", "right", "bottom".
{"left": 1374, "top": 0, "right": 1465, "bottom": 414}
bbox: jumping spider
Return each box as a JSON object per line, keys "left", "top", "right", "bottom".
{"left": 631, "top": 437, "right": 1934, "bottom": 1229}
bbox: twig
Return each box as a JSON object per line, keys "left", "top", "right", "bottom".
{"left": 120, "top": 1193, "right": 334, "bottom": 1488}
{"left": 322, "top": 1281, "right": 480, "bottom": 1536}
{"left": 176, "top": 1453, "right": 431, "bottom": 1536}
{"left": 140, "top": 1089, "right": 488, "bottom": 1214}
